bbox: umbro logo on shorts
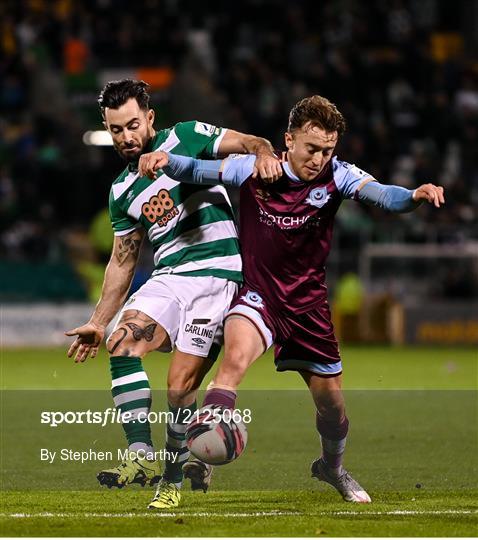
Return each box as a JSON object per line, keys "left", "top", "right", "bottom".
{"left": 192, "top": 337, "right": 206, "bottom": 346}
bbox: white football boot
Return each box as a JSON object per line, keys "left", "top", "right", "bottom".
{"left": 311, "top": 458, "right": 371, "bottom": 503}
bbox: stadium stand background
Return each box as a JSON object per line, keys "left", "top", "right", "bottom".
{"left": 1, "top": 0, "right": 477, "bottom": 343}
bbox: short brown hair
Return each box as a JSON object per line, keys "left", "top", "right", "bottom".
{"left": 288, "top": 95, "right": 346, "bottom": 135}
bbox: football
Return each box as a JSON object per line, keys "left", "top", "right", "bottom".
{"left": 185, "top": 405, "right": 248, "bottom": 465}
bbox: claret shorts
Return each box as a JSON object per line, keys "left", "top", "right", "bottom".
{"left": 226, "top": 285, "right": 342, "bottom": 376}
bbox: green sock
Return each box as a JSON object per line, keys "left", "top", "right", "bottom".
{"left": 110, "top": 356, "right": 153, "bottom": 449}
{"left": 163, "top": 401, "right": 197, "bottom": 487}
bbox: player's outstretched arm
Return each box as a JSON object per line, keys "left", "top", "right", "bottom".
{"left": 147, "top": 151, "right": 253, "bottom": 188}
{"left": 216, "top": 129, "right": 282, "bottom": 182}
{"left": 65, "top": 228, "right": 145, "bottom": 363}
{"left": 356, "top": 180, "right": 445, "bottom": 212}
{"left": 138, "top": 131, "right": 281, "bottom": 183}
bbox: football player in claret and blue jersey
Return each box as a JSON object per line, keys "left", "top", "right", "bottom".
{"left": 143, "top": 95, "right": 445, "bottom": 503}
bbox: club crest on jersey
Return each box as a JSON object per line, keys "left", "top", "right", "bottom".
{"left": 241, "top": 291, "right": 265, "bottom": 309}
{"left": 305, "top": 186, "right": 331, "bottom": 208}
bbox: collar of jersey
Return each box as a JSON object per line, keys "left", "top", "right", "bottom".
{"left": 283, "top": 161, "right": 302, "bottom": 183}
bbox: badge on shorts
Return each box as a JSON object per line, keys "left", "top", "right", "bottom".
{"left": 241, "top": 291, "right": 265, "bottom": 309}
{"left": 305, "top": 186, "right": 331, "bottom": 208}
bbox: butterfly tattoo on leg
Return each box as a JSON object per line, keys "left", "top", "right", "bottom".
{"left": 126, "top": 322, "right": 157, "bottom": 342}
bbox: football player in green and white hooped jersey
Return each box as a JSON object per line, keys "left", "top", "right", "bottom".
{"left": 65, "top": 79, "right": 282, "bottom": 510}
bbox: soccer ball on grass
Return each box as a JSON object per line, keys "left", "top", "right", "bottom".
{"left": 185, "top": 405, "right": 248, "bottom": 465}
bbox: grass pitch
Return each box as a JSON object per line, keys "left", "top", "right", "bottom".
{"left": 1, "top": 345, "right": 477, "bottom": 536}
{"left": 2, "top": 490, "right": 477, "bottom": 537}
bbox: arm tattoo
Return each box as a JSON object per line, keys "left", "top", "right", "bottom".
{"left": 116, "top": 235, "right": 141, "bottom": 266}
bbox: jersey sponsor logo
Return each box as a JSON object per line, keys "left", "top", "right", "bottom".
{"left": 185, "top": 324, "right": 214, "bottom": 339}
{"left": 241, "top": 290, "right": 265, "bottom": 309}
{"left": 305, "top": 186, "right": 331, "bottom": 208}
{"left": 194, "top": 121, "right": 217, "bottom": 137}
{"left": 141, "top": 189, "right": 179, "bottom": 227}
{"left": 258, "top": 207, "right": 320, "bottom": 229}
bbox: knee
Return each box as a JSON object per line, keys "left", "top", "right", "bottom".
{"left": 316, "top": 401, "right": 345, "bottom": 424}
{"left": 221, "top": 347, "right": 251, "bottom": 374}
{"left": 106, "top": 327, "right": 143, "bottom": 357}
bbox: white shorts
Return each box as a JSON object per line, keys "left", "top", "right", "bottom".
{"left": 115, "top": 275, "right": 238, "bottom": 359}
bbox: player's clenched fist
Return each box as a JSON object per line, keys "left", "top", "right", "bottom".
{"left": 65, "top": 322, "right": 105, "bottom": 363}
{"left": 412, "top": 183, "right": 445, "bottom": 208}
{"left": 252, "top": 153, "right": 282, "bottom": 183}
{"left": 138, "top": 151, "right": 170, "bottom": 179}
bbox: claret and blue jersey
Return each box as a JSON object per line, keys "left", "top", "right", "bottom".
{"left": 164, "top": 151, "right": 417, "bottom": 314}
{"left": 162, "top": 151, "right": 418, "bottom": 374}
{"left": 220, "top": 153, "right": 375, "bottom": 314}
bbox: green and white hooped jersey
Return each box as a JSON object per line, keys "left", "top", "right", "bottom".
{"left": 109, "top": 121, "right": 242, "bottom": 282}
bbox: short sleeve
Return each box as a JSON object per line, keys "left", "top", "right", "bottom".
{"left": 108, "top": 189, "right": 140, "bottom": 236}
{"left": 333, "top": 157, "right": 375, "bottom": 200}
{"left": 222, "top": 154, "right": 256, "bottom": 186}
{"left": 174, "top": 121, "right": 226, "bottom": 158}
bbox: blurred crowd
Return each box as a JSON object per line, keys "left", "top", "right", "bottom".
{"left": 1, "top": 0, "right": 477, "bottom": 288}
